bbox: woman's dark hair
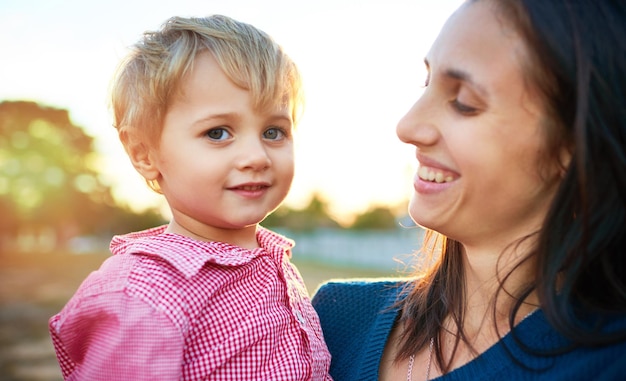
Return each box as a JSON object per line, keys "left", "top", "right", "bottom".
{"left": 397, "top": 0, "right": 626, "bottom": 373}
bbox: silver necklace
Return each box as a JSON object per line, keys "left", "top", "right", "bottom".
{"left": 405, "top": 309, "right": 538, "bottom": 380}
{"left": 406, "top": 337, "right": 434, "bottom": 381}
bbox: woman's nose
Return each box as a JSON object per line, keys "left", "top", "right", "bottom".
{"left": 396, "top": 95, "right": 439, "bottom": 147}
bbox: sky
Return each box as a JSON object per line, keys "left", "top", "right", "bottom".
{"left": 0, "top": 0, "right": 462, "bottom": 223}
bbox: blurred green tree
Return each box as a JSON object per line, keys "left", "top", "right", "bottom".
{"left": 350, "top": 206, "right": 398, "bottom": 230}
{"left": 263, "top": 193, "right": 340, "bottom": 231}
{"left": 0, "top": 100, "right": 163, "bottom": 251}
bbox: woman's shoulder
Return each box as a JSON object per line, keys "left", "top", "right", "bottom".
{"left": 311, "top": 278, "right": 412, "bottom": 380}
{"left": 311, "top": 277, "right": 412, "bottom": 326}
{"left": 313, "top": 277, "right": 412, "bottom": 294}
{"left": 312, "top": 277, "right": 410, "bottom": 305}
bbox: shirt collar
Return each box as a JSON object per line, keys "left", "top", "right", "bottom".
{"left": 110, "top": 225, "right": 294, "bottom": 278}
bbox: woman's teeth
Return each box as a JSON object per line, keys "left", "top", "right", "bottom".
{"left": 418, "top": 166, "right": 454, "bottom": 183}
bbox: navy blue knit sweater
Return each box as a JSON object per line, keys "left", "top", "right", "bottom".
{"left": 312, "top": 279, "right": 626, "bottom": 381}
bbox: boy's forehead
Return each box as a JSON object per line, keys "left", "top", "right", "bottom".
{"left": 169, "top": 49, "right": 298, "bottom": 118}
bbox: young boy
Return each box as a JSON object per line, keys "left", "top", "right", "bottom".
{"left": 49, "top": 15, "right": 332, "bottom": 381}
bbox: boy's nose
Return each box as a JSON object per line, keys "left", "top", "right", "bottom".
{"left": 239, "top": 138, "right": 271, "bottom": 171}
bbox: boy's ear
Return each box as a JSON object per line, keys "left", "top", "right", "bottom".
{"left": 119, "top": 127, "right": 160, "bottom": 181}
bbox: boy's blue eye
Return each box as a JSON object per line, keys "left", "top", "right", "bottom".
{"left": 263, "top": 127, "right": 285, "bottom": 140}
{"left": 206, "top": 128, "right": 231, "bottom": 141}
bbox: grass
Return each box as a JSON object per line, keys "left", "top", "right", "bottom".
{"left": 0, "top": 249, "right": 397, "bottom": 381}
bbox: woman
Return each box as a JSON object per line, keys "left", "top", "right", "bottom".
{"left": 312, "top": 1, "right": 626, "bottom": 380}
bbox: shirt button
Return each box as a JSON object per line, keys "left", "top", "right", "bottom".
{"left": 295, "top": 310, "right": 306, "bottom": 325}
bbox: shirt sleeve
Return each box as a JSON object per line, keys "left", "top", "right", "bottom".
{"left": 53, "top": 292, "right": 185, "bottom": 381}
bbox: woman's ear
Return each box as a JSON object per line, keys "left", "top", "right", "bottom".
{"left": 119, "top": 127, "right": 160, "bottom": 181}
{"left": 558, "top": 144, "right": 573, "bottom": 178}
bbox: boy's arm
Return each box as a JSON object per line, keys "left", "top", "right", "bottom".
{"left": 50, "top": 293, "right": 184, "bottom": 381}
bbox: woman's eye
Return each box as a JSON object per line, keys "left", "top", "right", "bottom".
{"left": 205, "top": 128, "right": 231, "bottom": 141}
{"left": 263, "top": 127, "right": 286, "bottom": 140}
{"left": 451, "top": 99, "right": 478, "bottom": 115}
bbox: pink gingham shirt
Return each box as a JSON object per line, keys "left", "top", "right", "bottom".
{"left": 49, "top": 225, "right": 332, "bottom": 380}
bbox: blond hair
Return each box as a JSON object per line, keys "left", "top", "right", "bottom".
{"left": 110, "top": 15, "right": 304, "bottom": 145}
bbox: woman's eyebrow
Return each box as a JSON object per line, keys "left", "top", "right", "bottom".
{"left": 444, "top": 67, "right": 488, "bottom": 97}
{"left": 425, "top": 57, "right": 488, "bottom": 97}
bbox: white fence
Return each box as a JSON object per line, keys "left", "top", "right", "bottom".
{"left": 278, "top": 227, "right": 425, "bottom": 271}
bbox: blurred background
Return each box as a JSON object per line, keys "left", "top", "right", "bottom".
{"left": 0, "top": 0, "right": 461, "bottom": 379}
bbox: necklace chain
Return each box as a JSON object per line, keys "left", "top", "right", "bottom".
{"left": 406, "top": 309, "right": 538, "bottom": 380}
{"left": 406, "top": 337, "right": 434, "bottom": 381}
